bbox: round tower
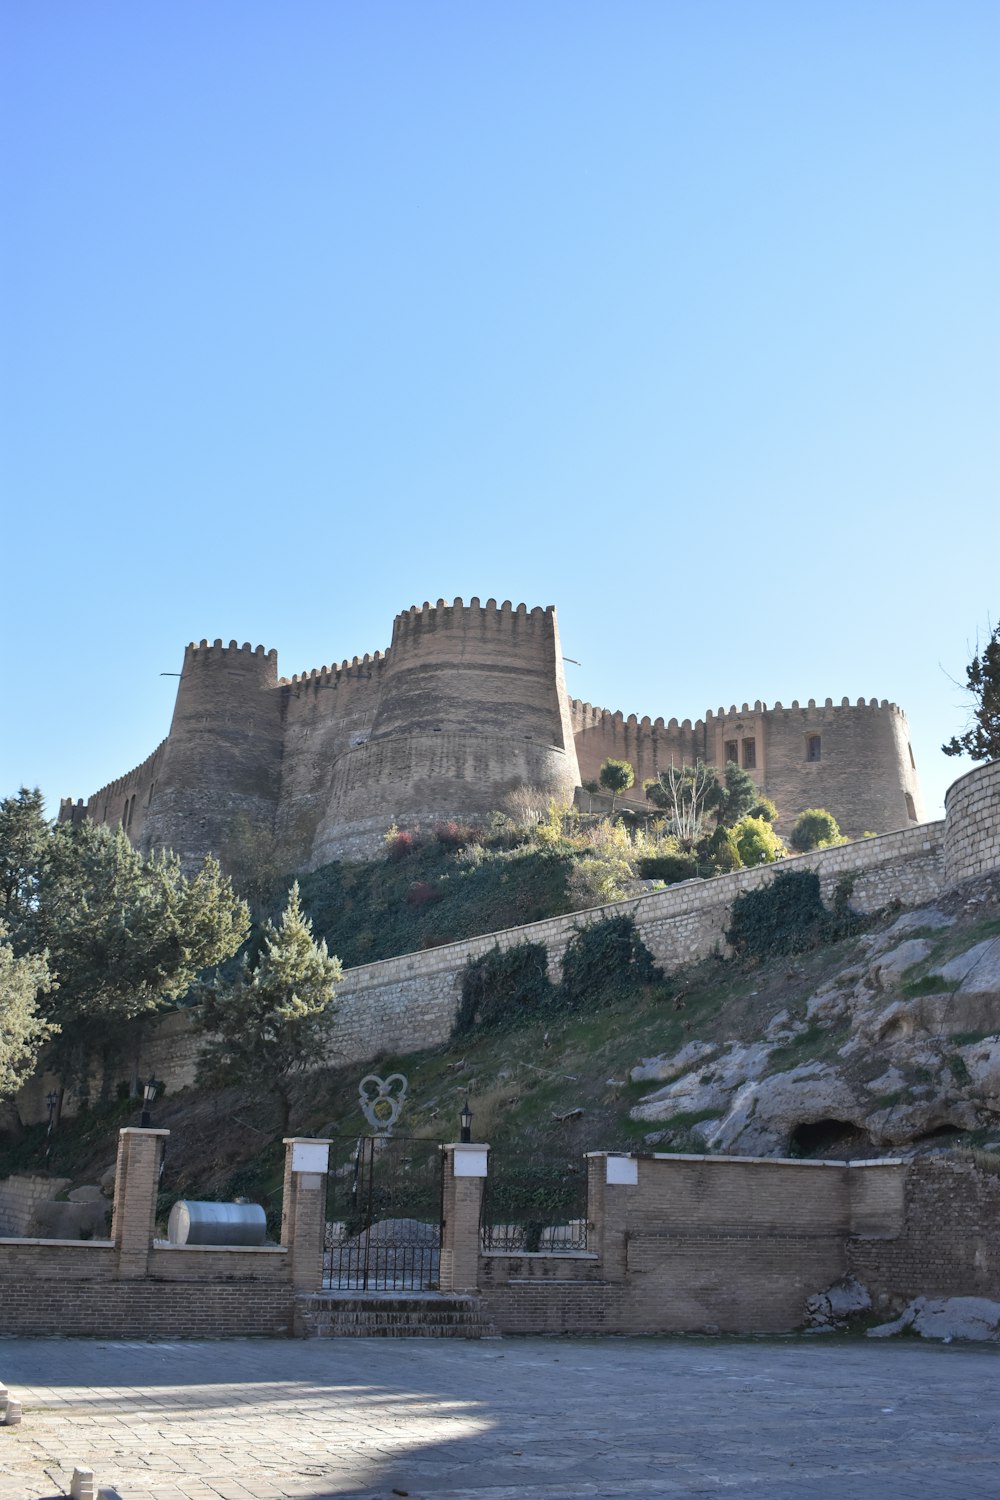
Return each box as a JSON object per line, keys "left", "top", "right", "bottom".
{"left": 140, "top": 639, "right": 283, "bottom": 868}
{"left": 309, "top": 598, "right": 581, "bottom": 863}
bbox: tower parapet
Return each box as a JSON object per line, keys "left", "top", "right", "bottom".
{"left": 139, "top": 639, "right": 283, "bottom": 867}
{"left": 60, "top": 604, "right": 924, "bottom": 873}
{"left": 308, "top": 599, "right": 581, "bottom": 863}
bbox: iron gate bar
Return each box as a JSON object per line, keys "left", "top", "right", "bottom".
{"left": 324, "top": 1134, "right": 444, "bottom": 1291}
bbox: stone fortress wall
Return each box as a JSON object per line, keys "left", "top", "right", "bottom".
{"left": 27, "top": 760, "right": 999, "bottom": 1125}
{"left": 60, "top": 595, "right": 924, "bottom": 869}
{"left": 571, "top": 694, "right": 923, "bottom": 839}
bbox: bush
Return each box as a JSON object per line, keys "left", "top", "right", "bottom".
{"left": 637, "top": 853, "right": 699, "bottom": 884}
{"left": 385, "top": 828, "right": 418, "bottom": 861}
{"left": 560, "top": 915, "right": 661, "bottom": 1009}
{"left": 454, "top": 942, "right": 554, "bottom": 1033}
{"left": 725, "top": 869, "right": 829, "bottom": 960}
{"left": 790, "top": 808, "right": 844, "bottom": 853}
{"left": 732, "top": 815, "right": 786, "bottom": 866}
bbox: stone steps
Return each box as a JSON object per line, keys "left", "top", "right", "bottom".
{"left": 299, "top": 1292, "right": 499, "bottom": 1339}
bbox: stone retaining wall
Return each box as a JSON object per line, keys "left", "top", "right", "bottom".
{"left": 0, "top": 1173, "right": 70, "bottom": 1236}
{"left": 944, "top": 760, "right": 1000, "bottom": 885}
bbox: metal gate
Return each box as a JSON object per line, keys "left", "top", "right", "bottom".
{"left": 323, "top": 1135, "right": 443, "bottom": 1291}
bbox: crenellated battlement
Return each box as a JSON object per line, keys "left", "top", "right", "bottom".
{"left": 389, "top": 597, "right": 555, "bottom": 649}
{"left": 80, "top": 739, "right": 168, "bottom": 805}
{"left": 63, "top": 597, "right": 922, "bottom": 865}
{"left": 571, "top": 695, "right": 907, "bottom": 738}
{"left": 279, "top": 649, "right": 391, "bottom": 689}
{"left": 184, "top": 638, "right": 278, "bottom": 662}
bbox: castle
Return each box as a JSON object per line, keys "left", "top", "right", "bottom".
{"left": 60, "top": 597, "right": 925, "bottom": 868}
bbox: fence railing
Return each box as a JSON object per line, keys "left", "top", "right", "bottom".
{"left": 480, "top": 1159, "right": 589, "bottom": 1252}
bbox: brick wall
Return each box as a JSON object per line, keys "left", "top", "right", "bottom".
{"left": 0, "top": 1240, "right": 293, "bottom": 1336}
{"left": 477, "top": 1153, "right": 984, "bottom": 1337}
{"left": 0, "top": 1131, "right": 325, "bottom": 1340}
{"left": 848, "top": 1154, "right": 1000, "bottom": 1311}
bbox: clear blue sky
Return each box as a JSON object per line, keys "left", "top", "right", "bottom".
{"left": 3, "top": 1, "right": 997, "bottom": 824}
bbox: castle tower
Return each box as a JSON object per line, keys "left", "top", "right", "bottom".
{"left": 139, "top": 640, "right": 283, "bottom": 868}
{"left": 308, "top": 598, "right": 581, "bottom": 864}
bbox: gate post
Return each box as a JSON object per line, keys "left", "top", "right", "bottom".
{"left": 439, "top": 1142, "right": 488, "bottom": 1292}
{"left": 282, "top": 1138, "right": 331, "bottom": 1317}
{"left": 111, "top": 1127, "right": 169, "bottom": 1278}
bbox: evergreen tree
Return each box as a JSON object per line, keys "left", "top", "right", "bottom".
{"left": 943, "top": 620, "right": 1000, "bottom": 762}
{"left": 198, "top": 882, "right": 342, "bottom": 1135}
{"left": 0, "top": 797, "right": 250, "bottom": 1095}
{"left": 598, "top": 758, "right": 635, "bottom": 812}
{"left": 0, "top": 926, "right": 56, "bottom": 1102}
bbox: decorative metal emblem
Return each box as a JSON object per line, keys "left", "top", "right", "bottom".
{"left": 358, "top": 1072, "right": 408, "bottom": 1136}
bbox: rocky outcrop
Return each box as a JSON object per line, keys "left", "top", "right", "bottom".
{"left": 630, "top": 898, "right": 1000, "bottom": 1158}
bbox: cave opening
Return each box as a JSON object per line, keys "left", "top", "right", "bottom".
{"left": 789, "top": 1118, "right": 873, "bottom": 1158}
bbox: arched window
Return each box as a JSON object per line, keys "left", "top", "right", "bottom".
{"left": 807, "top": 735, "right": 821, "bottom": 762}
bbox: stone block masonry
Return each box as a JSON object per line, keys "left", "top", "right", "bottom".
{"left": 31, "top": 760, "right": 993, "bottom": 1119}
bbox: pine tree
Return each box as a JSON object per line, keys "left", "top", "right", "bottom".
{"left": 198, "top": 882, "right": 342, "bottom": 1135}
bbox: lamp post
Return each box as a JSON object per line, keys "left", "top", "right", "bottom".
{"left": 140, "top": 1074, "right": 159, "bottom": 1129}
{"left": 459, "top": 1097, "right": 473, "bottom": 1144}
{"left": 44, "top": 1090, "right": 58, "bottom": 1163}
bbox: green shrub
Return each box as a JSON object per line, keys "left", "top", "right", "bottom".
{"left": 454, "top": 942, "right": 555, "bottom": 1033}
{"left": 732, "top": 814, "right": 786, "bottom": 866}
{"left": 560, "top": 915, "right": 662, "bottom": 1009}
{"left": 637, "top": 853, "right": 699, "bottom": 884}
{"left": 725, "top": 870, "right": 830, "bottom": 960}
{"left": 790, "top": 808, "right": 845, "bottom": 853}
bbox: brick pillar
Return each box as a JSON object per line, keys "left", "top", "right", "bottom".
{"left": 281, "top": 1137, "right": 330, "bottom": 1330}
{"left": 111, "top": 1127, "right": 168, "bottom": 1278}
{"left": 439, "top": 1142, "right": 488, "bottom": 1292}
{"left": 585, "top": 1152, "right": 636, "bottom": 1282}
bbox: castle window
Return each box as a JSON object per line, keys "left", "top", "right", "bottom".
{"left": 742, "top": 738, "right": 756, "bottom": 770}
{"left": 908, "top": 742, "right": 916, "bottom": 770}
{"left": 905, "top": 792, "right": 916, "bottom": 821}
{"left": 725, "top": 740, "right": 738, "bottom": 764}
{"left": 807, "top": 735, "right": 821, "bottom": 762}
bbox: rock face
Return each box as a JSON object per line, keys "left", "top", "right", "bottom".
{"left": 630, "top": 898, "right": 1000, "bottom": 1157}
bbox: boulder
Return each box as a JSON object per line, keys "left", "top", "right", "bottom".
{"left": 868, "top": 1296, "right": 1000, "bottom": 1343}
{"left": 805, "top": 1275, "right": 872, "bottom": 1328}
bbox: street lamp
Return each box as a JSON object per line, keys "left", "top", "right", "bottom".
{"left": 44, "top": 1090, "right": 58, "bottom": 1162}
{"left": 459, "top": 1097, "right": 473, "bottom": 1144}
{"left": 140, "top": 1074, "right": 159, "bottom": 1129}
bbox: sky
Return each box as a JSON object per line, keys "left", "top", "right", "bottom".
{"left": 2, "top": 1, "right": 998, "bottom": 825}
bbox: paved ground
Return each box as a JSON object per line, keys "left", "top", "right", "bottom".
{"left": 1, "top": 1335, "right": 998, "bottom": 1500}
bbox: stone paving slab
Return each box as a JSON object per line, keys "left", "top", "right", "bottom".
{"left": 0, "top": 1335, "right": 998, "bottom": 1500}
